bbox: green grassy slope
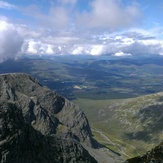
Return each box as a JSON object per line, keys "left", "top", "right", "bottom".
{"left": 73, "top": 92, "right": 163, "bottom": 158}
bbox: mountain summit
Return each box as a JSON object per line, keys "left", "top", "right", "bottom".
{"left": 0, "top": 73, "right": 97, "bottom": 163}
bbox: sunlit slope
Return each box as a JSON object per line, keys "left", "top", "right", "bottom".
{"left": 74, "top": 92, "right": 163, "bottom": 158}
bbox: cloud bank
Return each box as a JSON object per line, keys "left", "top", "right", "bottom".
{"left": 77, "top": 0, "right": 142, "bottom": 30}
{"left": 16, "top": 27, "right": 163, "bottom": 57}
{"left": 1, "top": 18, "right": 163, "bottom": 60}
{"left": 0, "top": 0, "right": 163, "bottom": 61}
{"left": 0, "top": 20, "right": 23, "bottom": 62}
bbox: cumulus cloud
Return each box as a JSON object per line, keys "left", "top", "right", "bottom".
{"left": 122, "top": 40, "right": 163, "bottom": 56}
{"left": 19, "top": 27, "right": 163, "bottom": 57}
{"left": 1, "top": 16, "right": 163, "bottom": 58}
{"left": 70, "top": 44, "right": 105, "bottom": 55}
{"left": 113, "top": 51, "right": 132, "bottom": 57}
{"left": 1, "top": 19, "right": 163, "bottom": 58}
{"left": 24, "top": 40, "right": 54, "bottom": 55}
{"left": 77, "top": 0, "right": 142, "bottom": 31}
{"left": 0, "top": 20, "right": 23, "bottom": 62}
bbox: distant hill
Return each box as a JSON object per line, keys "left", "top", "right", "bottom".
{"left": 2, "top": 56, "right": 163, "bottom": 100}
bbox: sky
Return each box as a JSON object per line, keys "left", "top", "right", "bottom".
{"left": 1, "top": 0, "right": 163, "bottom": 61}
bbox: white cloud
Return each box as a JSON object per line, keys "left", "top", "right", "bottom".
{"left": 18, "top": 26, "right": 163, "bottom": 57}
{"left": 77, "top": 0, "right": 142, "bottom": 30}
{"left": 20, "top": 0, "right": 143, "bottom": 32}
{"left": 90, "top": 45, "right": 104, "bottom": 55}
{"left": 121, "top": 37, "right": 134, "bottom": 45}
{"left": 122, "top": 41, "right": 163, "bottom": 56}
{"left": 71, "top": 44, "right": 105, "bottom": 55}
{"left": 0, "top": 20, "right": 23, "bottom": 62}
{"left": 113, "top": 51, "right": 132, "bottom": 57}
{"left": 24, "top": 40, "right": 54, "bottom": 55}
{"left": 26, "top": 40, "right": 38, "bottom": 54}
{"left": 0, "top": 1, "right": 16, "bottom": 9}
{"left": 0, "top": 19, "right": 8, "bottom": 30}
{"left": 1, "top": 16, "right": 163, "bottom": 61}
{"left": 71, "top": 46, "right": 84, "bottom": 55}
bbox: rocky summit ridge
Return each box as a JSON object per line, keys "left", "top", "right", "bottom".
{"left": 0, "top": 73, "right": 97, "bottom": 163}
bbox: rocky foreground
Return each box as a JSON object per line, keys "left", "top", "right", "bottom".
{"left": 126, "top": 142, "right": 163, "bottom": 163}
{"left": 0, "top": 73, "right": 97, "bottom": 163}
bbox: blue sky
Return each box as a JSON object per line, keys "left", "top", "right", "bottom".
{"left": 0, "top": 0, "right": 163, "bottom": 61}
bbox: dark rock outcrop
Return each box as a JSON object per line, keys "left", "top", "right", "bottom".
{"left": 126, "top": 142, "right": 163, "bottom": 163}
{"left": 0, "top": 73, "right": 97, "bottom": 163}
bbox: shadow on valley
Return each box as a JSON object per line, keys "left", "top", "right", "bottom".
{"left": 125, "top": 131, "right": 152, "bottom": 142}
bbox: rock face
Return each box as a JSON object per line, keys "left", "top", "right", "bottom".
{"left": 0, "top": 73, "right": 97, "bottom": 162}
{"left": 126, "top": 142, "right": 163, "bottom": 163}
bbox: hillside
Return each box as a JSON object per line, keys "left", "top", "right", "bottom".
{"left": 74, "top": 92, "right": 163, "bottom": 158}
{"left": 126, "top": 142, "right": 163, "bottom": 163}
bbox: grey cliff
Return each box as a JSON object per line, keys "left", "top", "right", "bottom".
{"left": 0, "top": 73, "right": 97, "bottom": 163}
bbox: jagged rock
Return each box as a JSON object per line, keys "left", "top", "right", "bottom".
{"left": 0, "top": 73, "right": 97, "bottom": 162}
{"left": 0, "top": 73, "right": 93, "bottom": 146}
{"left": 126, "top": 142, "right": 163, "bottom": 163}
{"left": 0, "top": 102, "right": 97, "bottom": 163}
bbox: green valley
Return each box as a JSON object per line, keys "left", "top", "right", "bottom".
{"left": 74, "top": 92, "right": 163, "bottom": 158}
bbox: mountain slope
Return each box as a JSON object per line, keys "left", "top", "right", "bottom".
{"left": 0, "top": 73, "right": 97, "bottom": 162}
{"left": 74, "top": 92, "right": 163, "bottom": 158}
{"left": 126, "top": 142, "right": 163, "bottom": 163}
{"left": 0, "top": 73, "right": 93, "bottom": 146}
{"left": 0, "top": 101, "right": 97, "bottom": 163}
